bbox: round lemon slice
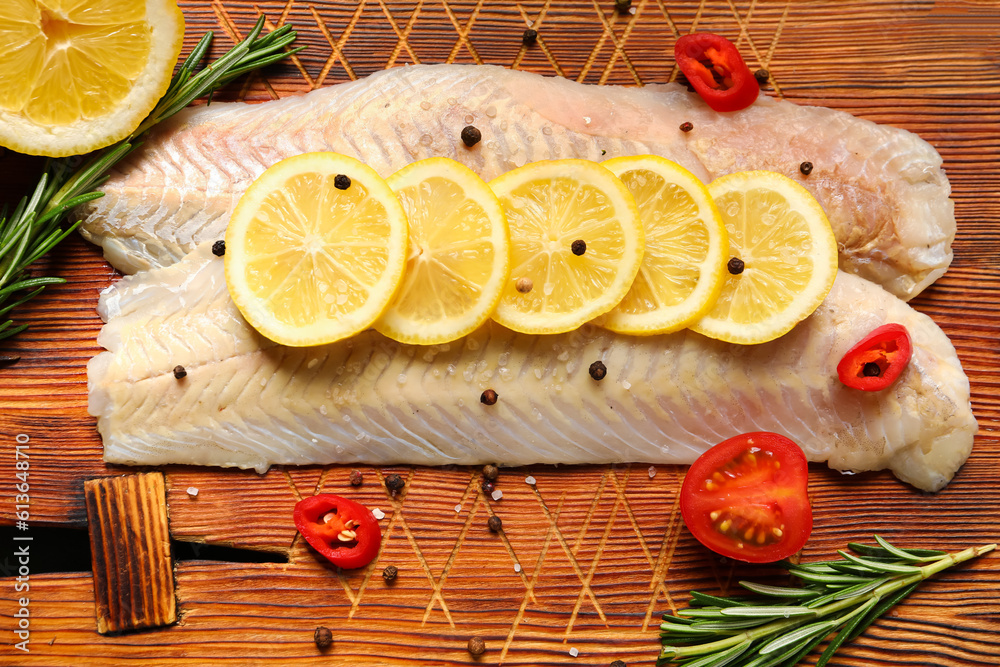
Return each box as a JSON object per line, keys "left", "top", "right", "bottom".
{"left": 375, "top": 158, "right": 510, "bottom": 345}
{"left": 601, "top": 155, "right": 728, "bottom": 335}
{"left": 225, "top": 152, "right": 408, "bottom": 347}
{"left": 489, "top": 159, "right": 644, "bottom": 335}
{"left": 0, "top": 0, "right": 185, "bottom": 157}
{"left": 691, "top": 171, "right": 838, "bottom": 345}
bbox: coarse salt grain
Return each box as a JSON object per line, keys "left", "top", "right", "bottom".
{"left": 648, "top": 466, "right": 657, "bottom": 479}
{"left": 514, "top": 563, "right": 521, "bottom": 573}
{"left": 186, "top": 487, "right": 199, "bottom": 497}
{"left": 569, "top": 647, "right": 579, "bottom": 657}
{"left": 524, "top": 475, "right": 536, "bottom": 485}
{"left": 491, "top": 489, "right": 503, "bottom": 501}
{"left": 372, "top": 507, "right": 385, "bottom": 520}
{"left": 454, "top": 504, "right": 462, "bottom": 513}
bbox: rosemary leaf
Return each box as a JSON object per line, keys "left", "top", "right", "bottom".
{"left": 738, "top": 581, "right": 820, "bottom": 598}
{"left": 680, "top": 639, "right": 753, "bottom": 667}
{"left": 690, "top": 591, "right": 756, "bottom": 607}
{"left": 1, "top": 16, "right": 301, "bottom": 350}
{"left": 847, "top": 541, "right": 946, "bottom": 560}
{"left": 720, "top": 606, "right": 816, "bottom": 619}
{"left": 837, "top": 550, "right": 922, "bottom": 574}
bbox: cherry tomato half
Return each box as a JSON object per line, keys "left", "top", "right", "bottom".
{"left": 293, "top": 494, "right": 381, "bottom": 569}
{"left": 680, "top": 432, "right": 812, "bottom": 563}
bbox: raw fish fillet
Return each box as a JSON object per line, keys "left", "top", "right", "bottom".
{"left": 88, "top": 243, "right": 975, "bottom": 492}
{"left": 75, "top": 65, "right": 954, "bottom": 301}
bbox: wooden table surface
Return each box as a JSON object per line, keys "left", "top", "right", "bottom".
{"left": 2, "top": 1, "right": 1000, "bottom": 665}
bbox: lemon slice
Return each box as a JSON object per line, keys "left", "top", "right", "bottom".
{"left": 690, "top": 171, "right": 838, "bottom": 345}
{"left": 375, "top": 158, "right": 510, "bottom": 345}
{"left": 0, "top": 0, "right": 184, "bottom": 157}
{"left": 601, "top": 155, "right": 728, "bottom": 335}
{"left": 489, "top": 159, "right": 644, "bottom": 335}
{"left": 225, "top": 152, "right": 408, "bottom": 347}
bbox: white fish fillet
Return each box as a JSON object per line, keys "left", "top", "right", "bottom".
{"left": 75, "top": 64, "right": 954, "bottom": 301}
{"left": 88, "top": 243, "right": 975, "bottom": 492}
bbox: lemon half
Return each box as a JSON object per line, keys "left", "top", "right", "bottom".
{"left": 0, "top": 0, "right": 184, "bottom": 157}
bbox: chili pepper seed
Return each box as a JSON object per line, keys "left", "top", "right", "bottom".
{"left": 468, "top": 636, "right": 486, "bottom": 656}
{"left": 799, "top": 161, "right": 814, "bottom": 176}
{"left": 727, "top": 257, "right": 745, "bottom": 275}
{"left": 522, "top": 28, "right": 538, "bottom": 46}
{"left": 349, "top": 469, "right": 363, "bottom": 486}
{"left": 589, "top": 360, "right": 607, "bottom": 381}
{"left": 314, "top": 626, "right": 333, "bottom": 650}
{"left": 461, "top": 125, "right": 482, "bottom": 147}
{"left": 571, "top": 239, "right": 587, "bottom": 255}
{"left": 334, "top": 174, "right": 351, "bottom": 190}
{"left": 384, "top": 473, "right": 405, "bottom": 493}
{"left": 173, "top": 365, "right": 187, "bottom": 379}
{"left": 211, "top": 240, "right": 226, "bottom": 256}
{"left": 481, "top": 389, "right": 498, "bottom": 405}
{"left": 679, "top": 121, "right": 694, "bottom": 133}
{"left": 488, "top": 515, "right": 503, "bottom": 532}
{"left": 382, "top": 565, "right": 398, "bottom": 582}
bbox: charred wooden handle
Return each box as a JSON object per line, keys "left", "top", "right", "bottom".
{"left": 84, "top": 472, "right": 176, "bottom": 634}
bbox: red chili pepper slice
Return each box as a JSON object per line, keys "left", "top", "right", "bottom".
{"left": 674, "top": 33, "right": 759, "bottom": 112}
{"left": 293, "top": 494, "right": 381, "bottom": 569}
{"left": 837, "top": 323, "right": 912, "bottom": 391}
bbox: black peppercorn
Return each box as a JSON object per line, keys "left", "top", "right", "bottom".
{"left": 385, "top": 473, "right": 404, "bottom": 493}
{"left": 754, "top": 68, "right": 770, "bottom": 86}
{"left": 799, "top": 161, "right": 813, "bottom": 176}
{"left": 314, "top": 626, "right": 333, "bottom": 650}
{"left": 382, "top": 565, "right": 398, "bottom": 582}
{"left": 349, "top": 469, "right": 363, "bottom": 486}
{"left": 481, "top": 389, "right": 498, "bottom": 405}
{"left": 589, "top": 360, "right": 607, "bottom": 381}
{"left": 571, "top": 239, "right": 587, "bottom": 256}
{"left": 481, "top": 480, "right": 495, "bottom": 495}
{"left": 610, "top": 661, "right": 627, "bottom": 667}
{"left": 468, "top": 636, "right": 486, "bottom": 656}
{"left": 679, "top": 121, "right": 693, "bottom": 133}
{"left": 211, "top": 240, "right": 226, "bottom": 256}
{"left": 615, "top": 0, "right": 632, "bottom": 13}
{"left": 488, "top": 515, "right": 503, "bottom": 532}
{"left": 461, "top": 125, "right": 482, "bottom": 147}
{"left": 863, "top": 362, "right": 882, "bottom": 377}
{"left": 522, "top": 28, "right": 538, "bottom": 46}
{"left": 727, "top": 257, "right": 745, "bottom": 275}
{"left": 334, "top": 174, "right": 351, "bottom": 190}
{"left": 173, "top": 365, "right": 187, "bottom": 379}
{"left": 483, "top": 463, "right": 499, "bottom": 482}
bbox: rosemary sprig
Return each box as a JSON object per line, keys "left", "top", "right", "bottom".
{"left": 0, "top": 16, "right": 303, "bottom": 350}
{"left": 658, "top": 537, "right": 995, "bottom": 667}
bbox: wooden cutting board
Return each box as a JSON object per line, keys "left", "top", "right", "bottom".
{"left": 2, "top": 1, "right": 999, "bottom": 665}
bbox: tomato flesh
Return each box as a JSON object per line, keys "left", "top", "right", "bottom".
{"left": 680, "top": 432, "right": 812, "bottom": 563}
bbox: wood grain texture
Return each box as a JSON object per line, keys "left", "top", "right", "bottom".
{"left": 2, "top": 1, "right": 1000, "bottom": 665}
{"left": 84, "top": 473, "right": 177, "bottom": 634}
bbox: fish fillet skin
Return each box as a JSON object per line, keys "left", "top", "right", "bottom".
{"left": 75, "top": 65, "right": 953, "bottom": 301}
{"left": 88, "top": 243, "right": 974, "bottom": 492}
